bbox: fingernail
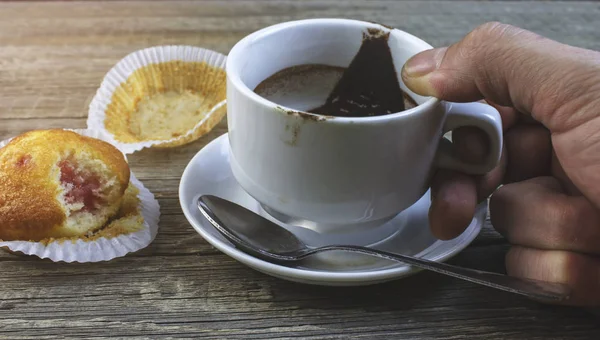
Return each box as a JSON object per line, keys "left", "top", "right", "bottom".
{"left": 402, "top": 47, "right": 447, "bottom": 78}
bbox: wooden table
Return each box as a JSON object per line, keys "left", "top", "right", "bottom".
{"left": 1, "top": 1, "right": 599, "bottom": 339}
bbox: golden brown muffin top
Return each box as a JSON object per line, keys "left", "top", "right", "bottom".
{"left": 0, "top": 129, "right": 130, "bottom": 241}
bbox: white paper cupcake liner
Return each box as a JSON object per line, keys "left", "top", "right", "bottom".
{"left": 87, "top": 45, "right": 228, "bottom": 154}
{"left": 0, "top": 128, "right": 160, "bottom": 262}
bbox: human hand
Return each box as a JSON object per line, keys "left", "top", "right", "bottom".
{"left": 401, "top": 22, "right": 600, "bottom": 306}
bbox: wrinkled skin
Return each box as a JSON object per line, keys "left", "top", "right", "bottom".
{"left": 401, "top": 22, "right": 600, "bottom": 306}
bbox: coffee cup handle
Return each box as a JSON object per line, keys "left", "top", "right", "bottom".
{"left": 434, "top": 102, "right": 503, "bottom": 175}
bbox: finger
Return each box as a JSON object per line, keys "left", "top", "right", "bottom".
{"left": 552, "top": 112, "right": 600, "bottom": 209}
{"left": 486, "top": 101, "right": 540, "bottom": 128}
{"left": 452, "top": 126, "right": 489, "bottom": 164}
{"left": 429, "top": 170, "right": 477, "bottom": 240}
{"left": 506, "top": 246, "right": 600, "bottom": 306}
{"left": 485, "top": 100, "right": 519, "bottom": 131}
{"left": 450, "top": 126, "right": 506, "bottom": 200}
{"left": 551, "top": 149, "right": 582, "bottom": 195}
{"left": 517, "top": 114, "right": 540, "bottom": 125}
{"left": 401, "top": 22, "right": 600, "bottom": 131}
{"left": 503, "top": 124, "right": 552, "bottom": 183}
{"left": 491, "top": 176, "right": 600, "bottom": 255}
{"left": 475, "top": 144, "right": 506, "bottom": 200}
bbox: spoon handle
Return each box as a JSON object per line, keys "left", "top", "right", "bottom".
{"left": 307, "top": 245, "right": 571, "bottom": 302}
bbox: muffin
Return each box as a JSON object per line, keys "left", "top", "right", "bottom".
{"left": 0, "top": 129, "right": 130, "bottom": 241}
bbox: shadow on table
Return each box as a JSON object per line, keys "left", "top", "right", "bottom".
{"left": 256, "top": 244, "right": 600, "bottom": 338}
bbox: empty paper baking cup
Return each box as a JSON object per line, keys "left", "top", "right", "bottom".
{"left": 0, "top": 129, "right": 160, "bottom": 263}
{"left": 88, "top": 45, "right": 227, "bottom": 154}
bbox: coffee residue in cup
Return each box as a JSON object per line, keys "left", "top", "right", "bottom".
{"left": 308, "top": 28, "right": 410, "bottom": 117}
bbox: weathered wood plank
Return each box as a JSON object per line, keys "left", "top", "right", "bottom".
{"left": 1, "top": 1, "right": 599, "bottom": 120}
{"left": 0, "top": 1, "right": 599, "bottom": 339}
{"left": 0, "top": 247, "right": 598, "bottom": 339}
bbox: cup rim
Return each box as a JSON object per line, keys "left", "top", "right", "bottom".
{"left": 226, "top": 18, "right": 441, "bottom": 122}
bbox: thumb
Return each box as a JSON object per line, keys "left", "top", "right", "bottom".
{"left": 400, "top": 22, "right": 600, "bottom": 132}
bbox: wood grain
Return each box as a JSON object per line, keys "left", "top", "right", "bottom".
{"left": 0, "top": 1, "right": 599, "bottom": 339}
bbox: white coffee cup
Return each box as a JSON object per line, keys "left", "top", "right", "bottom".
{"left": 226, "top": 18, "right": 502, "bottom": 231}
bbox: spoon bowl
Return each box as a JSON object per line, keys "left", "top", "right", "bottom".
{"left": 198, "top": 194, "right": 571, "bottom": 302}
{"left": 199, "top": 195, "right": 307, "bottom": 262}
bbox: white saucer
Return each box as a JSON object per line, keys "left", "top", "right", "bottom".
{"left": 179, "top": 133, "right": 486, "bottom": 286}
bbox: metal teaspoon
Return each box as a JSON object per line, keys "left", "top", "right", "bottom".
{"left": 197, "top": 195, "right": 571, "bottom": 302}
